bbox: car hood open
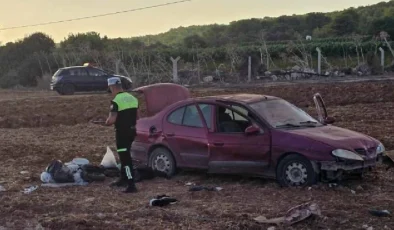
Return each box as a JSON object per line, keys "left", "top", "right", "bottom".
{"left": 287, "top": 125, "right": 379, "bottom": 151}
{"left": 133, "top": 83, "right": 190, "bottom": 117}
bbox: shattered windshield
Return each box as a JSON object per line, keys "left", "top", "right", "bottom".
{"left": 249, "top": 99, "right": 322, "bottom": 129}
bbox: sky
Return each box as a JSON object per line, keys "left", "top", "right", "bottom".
{"left": 0, "top": 0, "right": 388, "bottom": 43}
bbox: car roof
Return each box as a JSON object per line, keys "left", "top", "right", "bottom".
{"left": 60, "top": 66, "right": 92, "bottom": 70}
{"left": 195, "top": 94, "right": 279, "bottom": 104}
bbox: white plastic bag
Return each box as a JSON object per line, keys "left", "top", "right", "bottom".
{"left": 100, "top": 146, "right": 118, "bottom": 168}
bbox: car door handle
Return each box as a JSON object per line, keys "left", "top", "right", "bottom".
{"left": 213, "top": 142, "right": 224, "bottom": 147}
{"left": 166, "top": 133, "right": 175, "bottom": 137}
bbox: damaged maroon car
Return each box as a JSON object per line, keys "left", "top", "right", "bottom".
{"left": 131, "top": 83, "right": 385, "bottom": 187}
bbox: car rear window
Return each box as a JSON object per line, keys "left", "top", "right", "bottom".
{"left": 54, "top": 69, "right": 69, "bottom": 76}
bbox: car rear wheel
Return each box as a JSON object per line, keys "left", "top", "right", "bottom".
{"left": 62, "top": 83, "right": 75, "bottom": 95}
{"left": 277, "top": 154, "right": 317, "bottom": 187}
{"left": 149, "top": 147, "right": 176, "bottom": 177}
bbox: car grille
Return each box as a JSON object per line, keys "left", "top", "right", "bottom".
{"left": 354, "top": 147, "right": 376, "bottom": 155}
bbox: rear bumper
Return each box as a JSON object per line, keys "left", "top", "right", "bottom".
{"left": 319, "top": 154, "right": 383, "bottom": 171}
{"left": 50, "top": 83, "right": 60, "bottom": 91}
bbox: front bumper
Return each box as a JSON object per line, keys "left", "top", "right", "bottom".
{"left": 319, "top": 153, "right": 383, "bottom": 171}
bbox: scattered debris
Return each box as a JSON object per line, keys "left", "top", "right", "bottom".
{"left": 149, "top": 195, "right": 178, "bottom": 207}
{"left": 23, "top": 185, "right": 39, "bottom": 194}
{"left": 188, "top": 186, "right": 223, "bottom": 192}
{"left": 369, "top": 209, "right": 391, "bottom": 217}
{"left": 254, "top": 202, "right": 321, "bottom": 226}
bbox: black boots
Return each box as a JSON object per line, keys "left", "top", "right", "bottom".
{"left": 110, "top": 177, "right": 137, "bottom": 193}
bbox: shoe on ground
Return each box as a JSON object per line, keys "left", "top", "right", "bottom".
{"left": 110, "top": 178, "right": 128, "bottom": 187}
{"left": 123, "top": 185, "right": 138, "bottom": 193}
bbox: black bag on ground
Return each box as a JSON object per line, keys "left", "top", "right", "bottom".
{"left": 80, "top": 164, "right": 106, "bottom": 182}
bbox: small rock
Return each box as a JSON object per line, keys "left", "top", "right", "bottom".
{"left": 256, "top": 76, "right": 261, "bottom": 80}
{"left": 367, "top": 227, "right": 373, "bottom": 230}
{"left": 20, "top": 171, "right": 29, "bottom": 175}
{"left": 356, "top": 185, "right": 363, "bottom": 191}
{"left": 285, "top": 74, "right": 291, "bottom": 80}
{"left": 85, "top": 197, "right": 95, "bottom": 202}
{"left": 291, "top": 65, "right": 301, "bottom": 71}
{"left": 203, "top": 76, "right": 213, "bottom": 83}
{"left": 0, "top": 185, "right": 5, "bottom": 192}
{"left": 267, "top": 226, "right": 276, "bottom": 230}
{"left": 271, "top": 75, "right": 278, "bottom": 81}
{"left": 308, "top": 187, "right": 312, "bottom": 191}
{"left": 351, "top": 190, "right": 356, "bottom": 194}
{"left": 264, "top": 71, "right": 272, "bottom": 77}
{"left": 362, "top": 224, "right": 369, "bottom": 229}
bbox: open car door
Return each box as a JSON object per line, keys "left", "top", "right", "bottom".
{"left": 313, "top": 93, "right": 334, "bottom": 125}
{"left": 133, "top": 83, "right": 191, "bottom": 117}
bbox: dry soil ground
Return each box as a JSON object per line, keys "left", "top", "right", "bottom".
{"left": 1, "top": 80, "right": 394, "bottom": 230}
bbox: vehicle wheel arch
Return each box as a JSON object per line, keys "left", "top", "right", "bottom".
{"left": 147, "top": 144, "right": 177, "bottom": 167}
{"left": 276, "top": 152, "right": 319, "bottom": 174}
{"left": 275, "top": 152, "right": 319, "bottom": 187}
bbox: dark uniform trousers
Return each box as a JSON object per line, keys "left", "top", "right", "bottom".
{"left": 116, "top": 127, "right": 136, "bottom": 186}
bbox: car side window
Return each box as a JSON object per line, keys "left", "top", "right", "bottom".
{"left": 183, "top": 105, "right": 204, "bottom": 128}
{"left": 198, "top": 103, "right": 212, "bottom": 129}
{"left": 167, "top": 107, "right": 185, "bottom": 125}
{"left": 229, "top": 105, "right": 248, "bottom": 121}
{"left": 217, "top": 105, "right": 252, "bottom": 133}
{"left": 88, "top": 68, "right": 105, "bottom": 76}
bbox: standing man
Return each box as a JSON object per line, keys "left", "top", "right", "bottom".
{"left": 105, "top": 77, "right": 138, "bottom": 193}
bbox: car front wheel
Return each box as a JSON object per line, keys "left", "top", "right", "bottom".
{"left": 276, "top": 154, "right": 317, "bottom": 187}
{"left": 149, "top": 147, "right": 176, "bottom": 177}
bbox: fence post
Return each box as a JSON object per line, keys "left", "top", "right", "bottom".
{"left": 316, "top": 47, "right": 321, "bottom": 75}
{"left": 170, "top": 56, "right": 180, "bottom": 83}
{"left": 248, "top": 56, "right": 252, "bottom": 82}
{"left": 115, "top": 59, "right": 121, "bottom": 74}
{"left": 379, "top": 47, "right": 385, "bottom": 72}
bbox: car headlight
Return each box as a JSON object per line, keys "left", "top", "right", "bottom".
{"left": 332, "top": 149, "right": 364, "bottom": 161}
{"left": 377, "top": 143, "right": 385, "bottom": 154}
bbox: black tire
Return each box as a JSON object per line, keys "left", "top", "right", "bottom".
{"left": 149, "top": 147, "right": 176, "bottom": 177}
{"left": 55, "top": 89, "right": 65, "bottom": 95}
{"left": 276, "top": 154, "right": 317, "bottom": 187}
{"left": 62, "top": 83, "right": 75, "bottom": 95}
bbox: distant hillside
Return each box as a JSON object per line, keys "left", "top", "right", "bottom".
{"left": 130, "top": 1, "right": 394, "bottom": 47}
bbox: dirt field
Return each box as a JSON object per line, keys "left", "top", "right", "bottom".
{"left": 0, "top": 80, "right": 394, "bottom": 230}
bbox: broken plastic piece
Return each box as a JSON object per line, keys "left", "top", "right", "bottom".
{"left": 369, "top": 209, "right": 391, "bottom": 217}
{"left": 100, "top": 146, "right": 118, "bottom": 168}
{"left": 254, "top": 202, "right": 321, "bottom": 226}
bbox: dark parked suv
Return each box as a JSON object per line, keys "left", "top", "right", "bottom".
{"left": 50, "top": 63, "right": 133, "bottom": 95}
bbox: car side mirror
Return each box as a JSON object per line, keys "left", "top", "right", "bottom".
{"left": 324, "top": 116, "right": 335, "bottom": 125}
{"left": 245, "top": 125, "right": 260, "bottom": 135}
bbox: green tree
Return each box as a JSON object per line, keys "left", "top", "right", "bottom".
{"left": 183, "top": 34, "right": 207, "bottom": 48}
{"left": 332, "top": 9, "right": 360, "bottom": 36}
{"left": 305, "top": 13, "right": 331, "bottom": 32}
{"left": 369, "top": 17, "right": 394, "bottom": 38}
{"left": 60, "top": 32, "right": 107, "bottom": 51}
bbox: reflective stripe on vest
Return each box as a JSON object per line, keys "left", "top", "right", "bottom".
{"left": 112, "top": 92, "right": 138, "bottom": 111}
